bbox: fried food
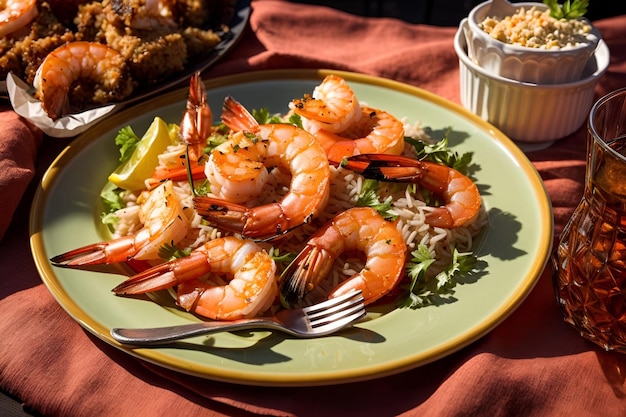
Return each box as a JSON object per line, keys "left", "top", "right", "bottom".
{"left": 1, "top": 0, "right": 235, "bottom": 118}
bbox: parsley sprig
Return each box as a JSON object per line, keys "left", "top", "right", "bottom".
{"left": 252, "top": 107, "right": 303, "bottom": 128}
{"left": 114, "top": 126, "right": 141, "bottom": 163}
{"left": 100, "top": 181, "right": 125, "bottom": 228}
{"left": 252, "top": 108, "right": 284, "bottom": 124}
{"left": 405, "top": 132, "right": 473, "bottom": 176}
{"left": 202, "top": 125, "right": 230, "bottom": 154}
{"left": 353, "top": 132, "right": 483, "bottom": 308}
{"left": 355, "top": 179, "right": 396, "bottom": 220}
{"left": 401, "top": 245, "right": 479, "bottom": 308}
{"left": 543, "top": 0, "right": 589, "bottom": 19}
{"left": 159, "top": 243, "right": 191, "bottom": 261}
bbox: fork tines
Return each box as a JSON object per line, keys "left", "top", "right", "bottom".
{"left": 304, "top": 290, "right": 365, "bottom": 329}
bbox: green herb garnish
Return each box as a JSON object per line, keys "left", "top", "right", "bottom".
{"left": 543, "top": 0, "right": 588, "bottom": 19}
{"left": 159, "top": 242, "right": 191, "bottom": 261}
{"left": 288, "top": 113, "right": 303, "bottom": 129}
{"left": 203, "top": 126, "right": 230, "bottom": 154}
{"left": 100, "top": 182, "right": 124, "bottom": 213}
{"left": 405, "top": 131, "right": 473, "bottom": 175}
{"left": 99, "top": 181, "right": 124, "bottom": 228}
{"left": 251, "top": 107, "right": 303, "bottom": 128}
{"left": 252, "top": 108, "right": 284, "bottom": 124}
{"left": 355, "top": 179, "right": 396, "bottom": 220}
{"left": 114, "top": 126, "right": 141, "bottom": 163}
{"left": 194, "top": 180, "right": 210, "bottom": 197}
{"left": 400, "top": 245, "right": 479, "bottom": 308}
{"left": 269, "top": 247, "right": 297, "bottom": 265}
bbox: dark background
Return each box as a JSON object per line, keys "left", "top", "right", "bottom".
{"left": 289, "top": 0, "right": 626, "bottom": 26}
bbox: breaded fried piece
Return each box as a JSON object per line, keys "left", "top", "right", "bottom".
{"left": 104, "top": 26, "right": 187, "bottom": 84}
{"left": 74, "top": 1, "right": 106, "bottom": 42}
{"left": 2, "top": 2, "right": 75, "bottom": 83}
{"left": 1, "top": 0, "right": 236, "bottom": 111}
{"left": 0, "top": 48, "right": 22, "bottom": 80}
{"left": 182, "top": 26, "right": 222, "bottom": 57}
{"left": 175, "top": 0, "right": 212, "bottom": 28}
{"left": 23, "top": 31, "right": 75, "bottom": 85}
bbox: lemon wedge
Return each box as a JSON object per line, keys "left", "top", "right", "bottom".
{"left": 168, "top": 122, "right": 180, "bottom": 141}
{"left": 108, "top": 117, "right": 175, "bottom": 191}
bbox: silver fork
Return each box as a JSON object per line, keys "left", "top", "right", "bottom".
{"left": 110, "top": 290, "right": 365, "bottom": 346}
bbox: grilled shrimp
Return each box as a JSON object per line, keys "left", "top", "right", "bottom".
{"left": 339, "top": 154, "right": 482, "bottom": 228}
{"left": 113, "top": 236, "right": 278, "bottom": 320}
{"left": 315, "top": 106, "right": 405, "bottom": 161}
{"left": 290, "top": 76, "right": 404, "bottom": 160}
{"left": 280, "top": 207, "right": 407, "bottom": 307}
{"left": 194, "top": 96, "right": 331, "bottom": 240}
{"left": 144, "top": 71, "right": 214, "bottom": 190}
{"left": 33, "top": 41, "right": 134, "bottom": 120}
{"left": 203, "top": 131, "right": 269, "bottom": 204}
{"left": 0, "top": 0, "right": 37, "bottom": 37}
{"left": 289, "top": 75, "right": 361, "bottom": 134}
{"left": 50, "top": 181, "right": 190, "bottom": 266}
{"left": 179, "top": 71, "right": 213, "bottom": 162}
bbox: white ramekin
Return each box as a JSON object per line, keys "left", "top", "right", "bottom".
{"left": 455, "top": 19, "right": 609, "bottom": 145}
{"left": 465, "top": 0, "right": 601, "bottom": 84}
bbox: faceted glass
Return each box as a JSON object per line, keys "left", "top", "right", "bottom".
{"left": 553, "top": 88, "right": 626, "bottom": 352}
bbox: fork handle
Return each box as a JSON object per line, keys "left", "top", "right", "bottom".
{"left": 111, "top": 318, "right": 283, "bottom": 346}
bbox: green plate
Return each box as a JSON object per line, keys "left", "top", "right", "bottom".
{"left": 30, "top": 69, "right": 553, "bottom": 386}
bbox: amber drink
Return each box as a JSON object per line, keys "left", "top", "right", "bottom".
{"left": 554, "top": 88, "right": 626, "bottom": 352}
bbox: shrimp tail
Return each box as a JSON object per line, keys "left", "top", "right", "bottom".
{"left": 193, "top": 196, "right": 247, "bottom": 234}
{"left": 180, "top": 72, "right": 212, "bottom": 145}
{"left": 50, "top": 181, "right": 190, "bottom": 267}
{"left": 221, "top": 95, "right": 260, "bottom": 132}
{"left": 43, "top": 87, "right": 71, "bottom": 122}
{"left": 113, "top": 251, "right": 212, "bottom": 294}
{"left": 193, "top": 196, "right": 296, "bottom": 240}
{"left": 50, "top": 238, "right": 136, "bottom": 266}
{"left": 340, "top": 153, "right": 463, "bottom": 192}
{"left": 279, "top": 244, "right": 335, "bottom": 307}
{"left": 146, "top": 162, "right": 206, "bottom": 189}
{"left": 50, "top": 243, "right": 109, "bottom": 266}
{"left": 334, "top": 153, "right": 433, "bottom": 184}
{"left": 112, "top": 263, "right": 180, "bottom": 294}
{"left": 338, "top": 154, "right": 481, "bottom": 229}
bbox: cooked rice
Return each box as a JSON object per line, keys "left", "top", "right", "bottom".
{"left": 108, "top": 116, "right": 488, "bottom": 306}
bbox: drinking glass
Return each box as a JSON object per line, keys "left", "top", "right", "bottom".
{"left": 553, "top": 87, "right": 626, "bottom": 352}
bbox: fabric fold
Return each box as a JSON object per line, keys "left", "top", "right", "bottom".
{"left": 0, "top": 107, "right": 42, "bottom": 240}
{"left": 209, "top": 1, "right": 461, "bottom": 100}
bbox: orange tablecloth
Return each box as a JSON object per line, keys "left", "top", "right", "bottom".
{"left": 2, "top": 1, "right": 626, "bottom": 416}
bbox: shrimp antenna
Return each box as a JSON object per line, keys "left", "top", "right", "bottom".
{"left": 184, "top": 145, "right": 197, "bottom": 196}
